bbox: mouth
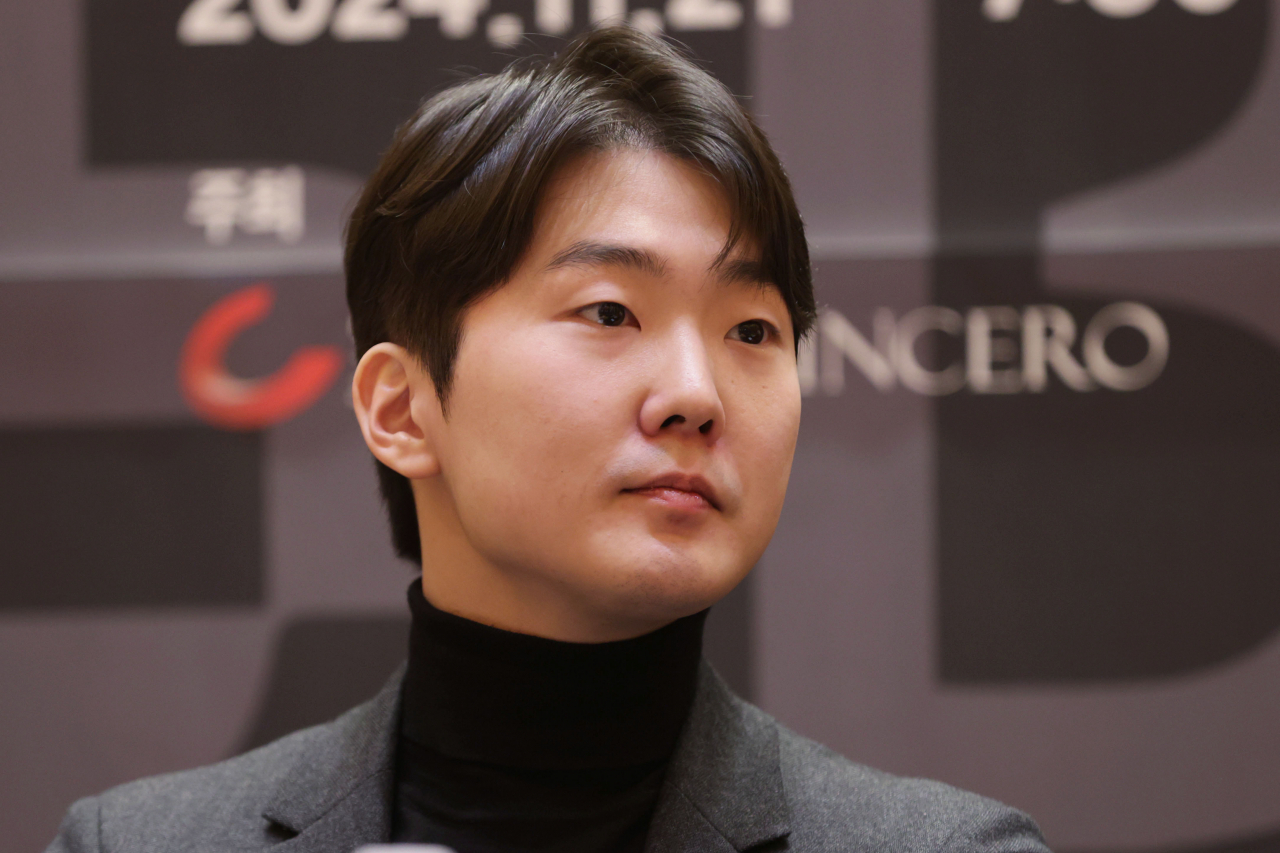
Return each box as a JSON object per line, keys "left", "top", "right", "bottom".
{"left": 623, "top": 473, "right": 721, "bottom": 512}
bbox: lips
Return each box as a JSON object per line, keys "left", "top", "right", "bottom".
{"left": 624, "top": 472, "right": 721, "bottom": 511}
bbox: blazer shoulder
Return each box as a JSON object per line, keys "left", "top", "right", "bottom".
{"left": 45, "top": 688, "right": 395, "bottom": 853}
{"left": 50, "top": 722, "right": 324, "bottom": 853}
{"left": 773, "top": 721, "right": 1051, "bottom": 853}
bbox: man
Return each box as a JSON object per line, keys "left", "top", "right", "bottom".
{"left": 49, "top": 27, "right": 1051, "bottom": 853}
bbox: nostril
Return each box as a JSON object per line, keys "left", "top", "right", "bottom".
{"left": 699, "top": 420, "right": 713, "bottom": 435}
{"left": 661, "top": 414, "right": 685, "bottom": 429}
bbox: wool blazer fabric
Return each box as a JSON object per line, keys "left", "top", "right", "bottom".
{"left": 46, "top": 661, "right": 1052, "bottom": 853}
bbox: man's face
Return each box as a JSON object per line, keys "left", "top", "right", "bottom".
{"left": 409, "top": 148, "right": 801, "bottom": 639}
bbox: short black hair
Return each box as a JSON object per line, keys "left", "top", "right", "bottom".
{"left": 345, "top": 25, "right": 814, "bottom": 563}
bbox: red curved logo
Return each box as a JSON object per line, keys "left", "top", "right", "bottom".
{"left": 180, "top": 283, "right": 343, "bottom": 430}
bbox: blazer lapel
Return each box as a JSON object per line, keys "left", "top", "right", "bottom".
{"left": 645, "top": 662, "right": 792, "bottom": 853}
{"left": 262, "top": 665, "right": 405, "bottom": 852}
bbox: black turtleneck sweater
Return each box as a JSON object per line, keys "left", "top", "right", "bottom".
{"left": 391, "top": 579, "right": 707, "bottom": 852}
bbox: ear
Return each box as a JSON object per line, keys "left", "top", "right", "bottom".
{"left": 352, "top": 343, "right": 442, "bottom": 479}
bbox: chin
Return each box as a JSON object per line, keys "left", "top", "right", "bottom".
{"left": 592, "top": 547, "right": 749, "bottom": 627}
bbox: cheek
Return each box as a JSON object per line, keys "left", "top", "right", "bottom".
{"left": 447, "top": 328, "right": 637, "bottom": 508}
{"left": 730, "top": 379, "right": 801, "bottom": 512}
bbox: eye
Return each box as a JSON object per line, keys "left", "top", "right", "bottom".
{"left": 579, "top": 301, "right": 634, "bottom": 327}
{"left": 728, "top": 319, "right": 775, "bottom": 345}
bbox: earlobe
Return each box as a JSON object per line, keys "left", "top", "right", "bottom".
{"left": 351, "top": 343, "right": 442, "bottom": 479}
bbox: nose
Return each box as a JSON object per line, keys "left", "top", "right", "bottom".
{"left": 638, "top": 327, "right": 725, "bottom": 443}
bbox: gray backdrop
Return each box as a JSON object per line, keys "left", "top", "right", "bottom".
{"left": 2, "top": 1, "right": 1279, "bottom": 851}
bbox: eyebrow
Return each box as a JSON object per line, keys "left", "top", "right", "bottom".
{"left": 545, "top": 241, "right": 667, "bottom": 278}
{"left": 544, "top": 240, "right": 774, "bottom": 289}
{"left": 712, "top": 255, "right": 772, "bottom": 289}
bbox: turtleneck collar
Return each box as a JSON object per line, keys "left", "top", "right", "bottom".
{"left": 399, "top": 578, "right": 708, "bottom": 771}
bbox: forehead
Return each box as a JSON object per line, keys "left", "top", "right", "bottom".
{"left": 525, "top": 148, "right": 754, "bottom": 270}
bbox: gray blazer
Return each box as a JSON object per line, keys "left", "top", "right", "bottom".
{"left": 47, "top": 662, "right": 1050, "bottom": 852}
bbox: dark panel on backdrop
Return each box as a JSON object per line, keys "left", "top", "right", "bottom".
{"left": 0, "top": 425, "right": 263, "bottom": 609}
{"left": 930, "top": 0, "right": 1280, "bottom": 683}
{"left": 240, "top": 615, "right": 409, "bottom": 752}
{"left": 937, "top": 299, "right": 1280, "bottom": 682}
{"left": 84, "top": 0, "right": 749, "bottom": 177}
{"left": 933, "top": 0, "right": 1268, "bottom": 249}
